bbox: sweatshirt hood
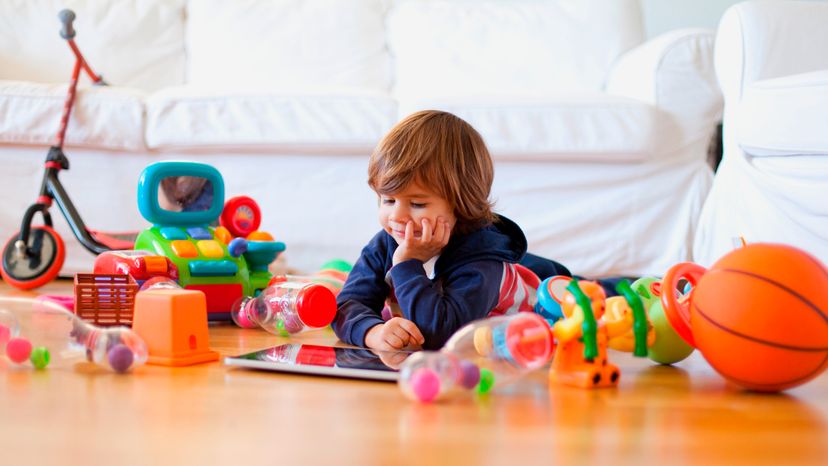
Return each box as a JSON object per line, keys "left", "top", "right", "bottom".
{"left": 436, "top": 215, "right": 527, "bottom": 274}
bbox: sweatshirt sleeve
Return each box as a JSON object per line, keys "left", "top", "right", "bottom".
{"left": 332, "top": 235, "right": 391, "bottom": 347}
{"left": 388, "top": 258, "right": 503, "bottom": 350}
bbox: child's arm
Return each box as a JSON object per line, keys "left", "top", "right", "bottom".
{"left": 332, "top": 233, "right": 395, "bottom": 347}
{"left": 388, "top": 259, "right": 504, "bottom": 349}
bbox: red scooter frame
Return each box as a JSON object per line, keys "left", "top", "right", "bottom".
{"left": 1, "top": 10, "right": 134, "bottom": 289}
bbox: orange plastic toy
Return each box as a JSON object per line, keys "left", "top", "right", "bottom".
{"left": 131, "top": 288, "right": 219, "bottom": 366}
{"left": 662, "top": 243, "right": 828, "bottom": 392}
{"left": 548, "top": 278, "right": 621, "bottom": 388}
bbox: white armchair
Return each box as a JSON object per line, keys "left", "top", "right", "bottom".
{"left": 693, "top": 0, "right": 828, "bottom": 266}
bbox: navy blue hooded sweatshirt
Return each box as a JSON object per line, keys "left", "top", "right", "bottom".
{"left": 333, "top": 215, "right": 532, "bottom": 350}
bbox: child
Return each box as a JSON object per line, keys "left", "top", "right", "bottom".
{"left": 332, "top": 110, "right": 570, "bottom": 351}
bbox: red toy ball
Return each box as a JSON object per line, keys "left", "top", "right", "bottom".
{"left": 6, "top": 337, "right": 33, "bottom": 364}
{"left": 665, "top": 243, "right": 828, "bottom": 392}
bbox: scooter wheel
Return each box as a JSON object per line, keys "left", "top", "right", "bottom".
{"left": 1, "top": 226, "right": 65, "bottom": 290}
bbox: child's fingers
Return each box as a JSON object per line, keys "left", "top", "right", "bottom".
{"left": 420, "top": 218, "right": 432, "bottom": 243}
{"left": 434, "top": 218, "right": 449, "bottom": 245}
{"left": 388, "top": 324, "right": 412, "bottom": 346}
{"left": 404, "top": 220, "right": 414, "bottom": 244}
{"left": 442, "top": 219, "right": 452, "bottom": 242}
{"left": 383, "top": 332, "right": 406, "bottom": 349}
{"left": 397, "top": 319, "right": 425, "bottom": 345}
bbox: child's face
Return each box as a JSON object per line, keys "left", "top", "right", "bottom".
{"left": 378, "top": 180, "right": 456, "bottom": 245}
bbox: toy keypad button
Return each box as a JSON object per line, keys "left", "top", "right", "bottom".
{"left": 197, "top": 240, "right": 225, "bottom": 258}
{"left": 214, "top": 226, "right": 232, "bottom": 245}
{"left": 171, "top": 240, "right": 198, "bottom": 258}
{"left": 189, "top": 260, "right": 239, "bottom": 276}
{"left": 187, "top": 227, "right": 213, "bottom": 240}
{"left": 159, "top": 227, "right": 188, "bottom": 240}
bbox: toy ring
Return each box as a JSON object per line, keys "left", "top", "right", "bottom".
{"left": 660, "top": 262, "right": 706, "bottom": 348}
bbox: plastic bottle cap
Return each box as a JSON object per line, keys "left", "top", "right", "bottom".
{"left": 295, "top": 284, "right": 337, "bottom": 328}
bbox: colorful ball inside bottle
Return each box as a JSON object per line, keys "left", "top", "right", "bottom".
{"left": 476, "top": 368, "right": 495, "bottom": 394}
{"left": 6, "top": 337, "right": 32, "bottom": 364}
{"left": 29, "top": 346, "right": 50, "bottom": 369}
{"left": 108, "top": 344, "right": 135, "bottom": 373}
{"left": 410, "top": 367, "right": 441, "bottom": 402}
{"left": 458, "top": 360, "right": 481, "bottom": 389}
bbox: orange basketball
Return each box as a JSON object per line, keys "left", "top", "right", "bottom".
{"left": 691, "top": 243, "right": 828, "bottom": 392}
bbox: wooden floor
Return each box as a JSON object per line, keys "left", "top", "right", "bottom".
{"left": 1, "top": 279, "right": 827, "bottom": 466}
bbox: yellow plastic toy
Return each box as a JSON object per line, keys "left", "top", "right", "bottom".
{"left": 603, "top": 296, "right": 655, "bottom": 353}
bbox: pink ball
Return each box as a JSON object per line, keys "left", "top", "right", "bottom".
{"left": 410, "top": 368, "right": 441, "bottom": 402}
{"left": 6, "top": 337, "right": 33, "bottom": 364}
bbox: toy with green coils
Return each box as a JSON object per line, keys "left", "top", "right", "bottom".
{"left": 537, "top": 275, "right": 693, "bottom": 365}
{"left": 134, "top": 161, "right": 285, "bottom": 320}
{"left": 546, "top": 277, "right": 652, "bottom": 389}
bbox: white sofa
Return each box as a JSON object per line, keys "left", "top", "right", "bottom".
{"left": 694, "top": 0, "right": 828, "bottom": 267}
{"left": 0, "top": 0, "right": 721, "bottom": 279}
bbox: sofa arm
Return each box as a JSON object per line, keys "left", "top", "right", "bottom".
{"left": 715, "top": 0, "right": 828, "bottom": 101}
{"left": 606, "top": 28, "right": 722, "bottom": 144}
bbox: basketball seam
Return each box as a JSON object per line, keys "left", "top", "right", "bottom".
{"left": 694, "top": 303, "right": 828, "bottom": 351}
{"left": 710, "top": 268, "right": 828, "bottom": 323}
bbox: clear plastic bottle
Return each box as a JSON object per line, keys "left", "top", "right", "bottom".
{"left": 231, "top": 280, "right": 337, "bottom": 335}
{"left": 138, "top": 276, "right": 182, "bottom": 292}
{"left": 0, "top": 297, "right": 147, "bottom": 373}
{"left": 398, "top": 312, "right": 555, "bottom": 402}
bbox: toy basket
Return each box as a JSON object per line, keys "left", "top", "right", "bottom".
{"left": 74, "top": 274, "right": 138, "bottom": 326}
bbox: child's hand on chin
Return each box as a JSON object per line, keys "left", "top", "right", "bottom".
{"left": 392, "top": 218, "right": 451, "bottom": 265}
{"left": 365, "top": 317, "right": 425, "bottom": 351}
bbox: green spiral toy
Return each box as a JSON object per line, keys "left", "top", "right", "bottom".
{"left": 566, "top": 279, "right": 598, "bottom": 361}
{"left": 616, "top": 279, "right": 649, "bottom": 357}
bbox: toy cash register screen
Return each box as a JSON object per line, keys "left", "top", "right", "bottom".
{"left": 158, "top": 176, "right": 214, "bottom": 214}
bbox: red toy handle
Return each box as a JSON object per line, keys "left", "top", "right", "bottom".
{"left": 661, "top": 262, "right": 707, "bottom": 348}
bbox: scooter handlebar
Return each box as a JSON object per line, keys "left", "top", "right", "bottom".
{"left": 58, "top": 9, "right": 76, "bottom": 40}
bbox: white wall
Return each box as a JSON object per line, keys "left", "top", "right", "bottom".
{"left": 641, "top": 0, "right": 828, "bottom": 37}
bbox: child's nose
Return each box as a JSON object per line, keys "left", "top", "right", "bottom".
{"left": 390, "top": 203, "right": 409, "bottom": 221}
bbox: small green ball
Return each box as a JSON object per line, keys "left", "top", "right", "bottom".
{"left": 476, "top": 368, "right": 495, "bottom": 395}
{"left": 30, "top": 346, "right": 50, "bottom": 370}
{"left": 275, "top": 320, "right": 289, "bottom": 337}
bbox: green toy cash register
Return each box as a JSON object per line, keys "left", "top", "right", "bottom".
{"left": 134, "top": 161, "right": 285, "bottom": 320}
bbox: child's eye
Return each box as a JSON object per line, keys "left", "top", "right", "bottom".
{"left": 381, "top": 198, "right": 395, "bottom": 205}
{"left": 411, "top": 202, "right": 427, "bottom": 209}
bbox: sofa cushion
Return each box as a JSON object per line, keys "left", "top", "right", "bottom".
{"left": 736, "top": 70, "right": 828, "bottom": 156}
{"left": 399, "top": 92, "right": 667, "bottom": 162}
{"left": 387, "top": 0, "right": 644, "bottom": 98}
{"left": 0, "top": 80, "right": 146, "bottom": 151}
{"left": 0, "top": 0, "right": 186, "bottom": 92}
{"left": 186, "top": 0, "right": 391, "bottom": 92}
{"left": 145, "top": 86, "right": 396, "bottom": 151}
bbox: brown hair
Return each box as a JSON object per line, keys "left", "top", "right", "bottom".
{"left": 368, "top": 110, "right": 495, "bottom": 234}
